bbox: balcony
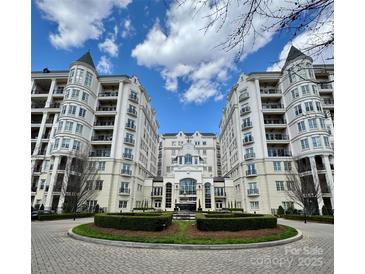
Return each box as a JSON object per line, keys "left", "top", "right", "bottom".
{"left": 246, "top": 169, "right": 257, "bottom": 177}
{"left": 244, "top": 153, "right": 255, "bottom": 160}
{"left": 262, "top": 103, "right": 285, "bottom": 113}
{"left": 247, "top": 188, "right": 259, "bottom": 196}
{"left": 264, "top": 119, "right": 287, "bottom": 128}
{"left": 243, "top": 136, "right": 254, "bottom": 145}
{"left": 121, "top": 169, "right": 132, "bottom": 176}
{"left": 125, "top": 123, "right": 136, "bottom": 131}
{"left": 266, "top": 134, "right": 290, "bottom": 143}
{"left": 151, "top": 192, "right": 163, "bottom": 197}
{"left": 127, "top": 108, "right": 138, "bottom": 117}
{"left": 49, "top": 102, "right": 61, "bottom": 109}
{"left": 322, "top": 99, "right": 334, "bottom": 108}
{"left": 119, "top": 188, "right": 130, "bottom": 195}
{"left": 31, "top": 103, "right": 46, "bottom": 110}
{"left": 94, "top": 121, "right": 114, "bottom": 129}
{"left": 53, "top": 87, "right": 64, "bottom": 95}
{"left": 319, "top": 83, "right": 333, "bottom": 90}
{"left": 239, "top": 92, "right": 249, "bottom": 102}
{"left": 31, "top": 186, "right": 38, "bottom": 193}
{"left": 99, "top": 91, "right": 118, "bottom": 97}
{"left": 90, "top": 150, "right": 111, "bottom": 157}
{"left": 240, "top": 107, "right": 251, "bottom": 116}
{"left": 268, "top": 149, "right": 291, "bottom": 157}
{"left": 241, "top": 122, "right": 253, "bottom": 130}
{"left": 31, "top": 90, "right": 48, "bottom": 97}
{"left": 124, "top": 138, "right": 135, "bottom": 145}
{"left": 95, "top": 106, "right": 117, "bottom": 116}
{"left": 123, "top": 153, "right": 133, "bottom": 160}
{"left": 91, "top": 135, "right": 113, "bottom": 143}
{"left": 260, "top": 89, "right": 281, "bottom": 97}
{"left": 129, "top": 94, "right": 139, "bottom": 103}
{"left": 214, "top": 192, "right": 226, "bottom": 197}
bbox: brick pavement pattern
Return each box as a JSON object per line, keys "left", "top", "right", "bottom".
{"left": 31, "top": 218, "right": 333, "bottom": 274}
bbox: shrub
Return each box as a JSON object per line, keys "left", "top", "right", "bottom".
{"left": 283, "top": 214, "right": 334, "bottom": 224}
{"left": 38, "top": 213, "right": 95, "bottom": 221}
{"left": 94, "top": 213, "right": 173, "bottom": 231}
{"left": 277, "top": 206, "right": 285, "bottom": 215}
{"left": 132, "top": 208, "right": 155, "bottom": 211}
{"left": 196, "top": 213, "right": 277, "bottom": 231}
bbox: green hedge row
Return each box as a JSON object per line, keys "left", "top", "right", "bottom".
{"left": 205, "top": 213, "right": 262, "bottom": 218}
{"left": 106, "top": 213, "right": 162, "bottom": 216}
{"left": 196, "top": 213, "right": 277, "bottom": 231}
{"left": 222, "top": 208, "right": 244, "bottom": 212}
{"left": 38, "top": 213, "right": 95, "bottom": 221}
{"left": 132, "top": 208, "right": 155, "bottom": 211}
{"left": 94, "top": 213, "right": 173, "bottom": 231}
{"left": 282, "top": 214, "right": 334, "bottom": 224}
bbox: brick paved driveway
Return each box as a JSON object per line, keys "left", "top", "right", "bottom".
{"left": 31, "top": 218, "right": 333, "bottom": 274}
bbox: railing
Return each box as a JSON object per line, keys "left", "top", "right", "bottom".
{"left": 90, "top": 151, "right": 111, "bottom": 157}
{"left": 45, "top": 118, "right": 54, "bottom": 124}
{"left": 96, "top": 106, "right": 116, "bottom": 111}
{"left": 119, "top": 188, "right": 130, "bottom": 194}
{"left": 129, "top": 94, "right": 138, "bottom": 102}
{"left": 125, "top": 123, "right": 136, "bottom": 130}
{"left": 240, "top": 107, "right": 251, "bottom": 115}
{"left": 92, "top": 136, "right": 113, "bottom": 141}
{"left": 127, "top": 109, "right": 137, "bottom": 116}
{"left": 121, "top": 169, "right": 132, "bottom": 175}
{"left": 264, "top": 119, "right": 287, "bottom": 125}
{"left": 322, "top": 99, "right": 334, "bottom": 105}
{"left": 49, "top": 103, "right": 61, "bottom": 108}
{"left": 214, "top": 192, "right": 226, "bottom": 197}
{"left": 247, "top": 188, "right": 259, "bottom": 195}
{"left": 33, "top": 167, "right": 42, "bottom": 172}
{"left": 99, "top": 91, "right": 118, "bottom": 97}
{"left": 31, "top": 135, "right": 38, "bottom": 139}
{"left": 319, "top": 83, "right": 333, "bottom": 89}
{"left": 151, "top": 192, "right": 163, "bottom": 196}
{"left": 260, "top": 89, "right": 281, "bottom": 94}
{"left": 246, "top": 170, "right": 257, "bottom": 176}
{"left": 31, "top": 103, "right": 46, "bottom": 109}
{"left": 239, "top": 92, "right": 249, "bottom": 101}
{"left": 244, "top": 153, "right": 255, "bottom": 160}
{"left": 262, "top": 104, "right": 284, "bottom": 109}
{"left": 53, "top": 87, "right": 64, "bottom": 94}
{"left": 124, "top": 138, "right": 135, "bottom": 145}
{"left": 268, "top": 150, "right": 291, "bottom": 157}
{"left": 243, "top": 136, "right": 254, "bottom": 145}
{"left": 94, "top": 121, "right": 114, "bottom": 126}
{"left": 32, "top": 90, "right": 48, "bottom": 95}
{"left": 123, "top": 153, "right": 133, "bottom": 160}
{"left": 241, "top": 122, "right": 253, "bottom": 129}
{"left": 266, "top": 134, "right": 289, "bottom": 141}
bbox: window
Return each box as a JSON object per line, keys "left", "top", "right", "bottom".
{"left": 64, "top": 121, "right": 73, "bottom": 132}
{"left": 284, "top": 161, "right": 292, "bottom": 171}
{"left": 301, "top": 85, "right": 310, "bottom": 95}
{"left": 273, "top": 161, "right": 281, "bottom": 171}
{"left": 84, "top": 72, "right": 93, "bottom": 87}
{"left": 300, "top": 138, "right": 310, "bottom": 150}
{"left": 312, "top": 85, "right": 318, "bottom": 94}
{"left": 68, "top": 69, "right": 75, "bottom": 83}
{"left": 79, "top": 108, "right": 86, "bottom": 117}
{"left": 297, "top": 121, "right": 306, "bottom": 132}
{"left": 324, "top": 136, "right": 330, "bottom": 148}
{"left": 247, "top": 163, "right": 256, "bottom": 175}
{"left": 165, "top": 183, "right": 172, "bottom": 208}
{"left": 75, "top": 68, "right": 84, "bottom": 84}
{"left": 294, "top": 104, "right": 302, "bottom": 116}
{"left": 304, "top": 101, "right": 314, "bottom": 112}
{"left": 54, "top": 138, "right": 59, "bottom": 150}
{"left": 71, "top": 89, "right": 79, "bottom": 99}
{"left": 68, "top": 105, "right": 77, "bottom": 115}
{"left": 81, "top": 92, "right": 89, "bottom": 102}
{"left": 316, "top": 101, "right": 322, "bottom": 112}
{"left": 95, "top": 180, "right": 103, "bottom": 190}
{"left": 291, "top": 88, "right": 299, "bottom": 99}
{"left": 180, "top": 178, "right": 197, "bottom": 195}
{"left": 184, "top": 154, "right": 192, "bottom": 164}
{"left": 244, "top": 132, "right": 253, "bottom": 142}
{"left": 61, "top": 138, "right": 70, "bottom": 149}
{"left": 319, "top": 118, "right": 326, "bottom": 129}
{"left": 119, "top": 200, "right": 127, "bottom": 208}
{"left": 250, "top": 201, "right": 259, "bottom": 209}
{"left": 202, "top": 141, "right": 207, "bottom": 145}
{"left": 122, "top": 163, "right": 131, "bottom": 174}
{"left": 204, "top": 183, "right": 211, "bottom": 208}
{"left": 97, "top": 162, "right": 105, "bottom": 171}
{"left": 58, "top": 121, "right": 63, "bottom": 131}
{"left": 75, "top": 124, "right": 83, "bottom": 134}
{"left": 62, "top": 105, "right": 67, "bottom": 114}
{"left": 154, "top": 200, "right": 162, "bottom": 208}
{"left": 283, "top": 201, "right": 294, "bottom": 210}
{"left": 120, "top": 182, "right": 129, "bottom": 193}
{"left": 308, "top": 118, "right": 318, "bottom": 129}
{"left": 312, "top": 136, "right": 322, "bottom": 148}
{"left": 73, "top": 140, "right": 81, "bottom": 150}
{"left": 86, "top": 181, "right": 93, "bottom": 190}
{"left": 276, "top": 181, "right": 285, "bottom": 191}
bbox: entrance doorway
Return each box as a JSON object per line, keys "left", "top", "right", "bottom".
{"left": 177, "top": 203, "right": 196, "bottom": 211}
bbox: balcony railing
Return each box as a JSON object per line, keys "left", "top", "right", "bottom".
{"left": 214, "top": 192, "right": 226, "bottom": 197}
{"left": 90, "top": 151, "right": 111, "bottom": 157}
{"left": 151, "top": 192, "right": 163, "bottom": 197}
{"left": 127, "top": 109, "right": 138, "bottom": 116}
{"left": 119, "top": 188, "right": 130, "bottom": 194}
{"left": 264, "top": 119, "right": 287, "bottom": 125}
{"left": 260, "top": 89, "right": 281, "bottom": 95}
{"left": 99, "top": 91, "right": 118, "bottom": 97}
{"left": 266, "top": 134, "right": 289, "bottom": 141}
{"left": 247, "top": 188, "right": 259, "bottom": 196}
{"left": 319, "top": 83, "right": 333, "bottom": 90}
{"left": 246, "top": 170, "right": 257, "bottom": 176}
{"left": 124, "top": 138, "right": 135, "bottom": 145}
{"left": 125, "top": 123, "right": 136, "bottom": 130}
{"left": 243, "top": 136, "right": 254, "bottom": 145}
{"left": 262, "top": 103, "right": 285, "bottom": 109}
{"left": 49, "top": 103, "right": 61, "bottom": 108}
{"left": 241, "top": 122, "right": 253, "bottom": 130}
{"left": 96, "top": 106, "right": 116, "bottom": 111}
{"left": 31, "top": 103, "right": 46, "bottom": 109}
{"left": 240, "top": 107, "right": 251, "bottom": 115}
{"left": 53, "top": 87, "right": 64, "bottom": 94}
{"left": 32, "top": 90, "right": 48, "bottom": 95}
{"left": 268, "top": 150, "right": 291, "bottom": 157}
{"left": 129, "top": 94, "right": 138, "bottom": 102}
{"left": 123, "top": 153, "right": 133, "bottom": 160}
{"left": 121, "top": 169, "right": 132, "bottom": 176}
{"left": 94, "top": 121, "right": 114, "bottom": 126}
{"left": 92, "top": 135, "right": 113, "bottom": 141}
{"left": 322, "top": 99, "right": 334, "bottom": 105}
{"left": 31, "top": 187, "right": 37, "bottom": 192}
{"left": 244, "top": 153, "right": 255, "bottom": 160}
{"left": 239, "top": 92, "right": 249, "bottom": 101}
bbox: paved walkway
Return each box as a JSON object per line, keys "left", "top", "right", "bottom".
{"left": 31, "top": 218, "right": 333, "bottom": 273}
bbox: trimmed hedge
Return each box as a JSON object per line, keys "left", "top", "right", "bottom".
{"left": 282, "top": 214, "right": 334, "bottom": 224}
{"left": 223, "top": 208, "right": 244, "bottom": 212}
{"left": 196, "top": 213, "right": 277, "bottom": 231}
{"left": 94, "top": 213, "right": 173, "bottom": 231}
{"left": 38, "top": 213, "right": 95, "bottom": 221}
{"left": 205, "top": 213, "right": 262, "bottom": 218}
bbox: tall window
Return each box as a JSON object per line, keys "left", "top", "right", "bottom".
{"left": 79, "top": 108, "right": 86, "bottom": 117}
{"left": 301, "top": 85, "right": 310, "bottom": 95}
{"left": 312, "top": 136, "right": 322, "bottom": 148}
{"left": 61, "top": 138, "right": 70, "bottom": 149}
{"left": 65, "top": 121, "right": 73, "bottom": 132}
{"left": 68, "top": 105, "right": 77, "bottom": 115}
{"left": 95, "top": 180, "right": 103, "bottom": 190}
{"left": 324, "top": 136, "right": 330, "bottom": 148}
{"left": 75, "top": 68, "right": 84, "bottom": 84}
{"left": 250, "top": 201, "right": 259, "bottom": 209}
{"left": 179, "top": 178, "right": 196, "bottom": 195}
{"left": 84, "top": 71, "right": 93, "bottom": 87}
{"left": 165, "top": 183, "right": 172, "bottom": 208}
{"left": 308, "top": 118, "right": 318, "bottom": 129}
{"left": 82, "top": 92, "right": 89, "bottom": 102}
{"left": 297, "top": 121, "right": 306, "bottom": 132}
{"left": 294, "top": 104, "right": 302, "bottom": 116}
{"left": 72, "top": 140, "right": 80, "bottom": 150}
{"left": 75, "top": 124, "right": 83, "bottom": 134}
{"left": 301, "top": 138, "right": 310, "bottom": 150}
{"left": 276, "top": 181, "right": 285, "bottom": 191}
{"left": 184, "top": 154, "right": 192, "bottom": 165}
{"left": 204, "top": 183, "right": 211, "bottom": 208}
{"left": 71, "top": 89, "right": 79, "bottom": 99}
{"left": 119, "top": 200, "right": 127, "bottom": 208}
{"left": 291, "top": 88, "right": 299, "bottom": 99}
{"left": 315, "top": 101, "right": 322, "bottom": 111}
{"left": 304, "top": 101, "right": 314, "bottom": 112}
{"left": 68, "top": 69, "right": 75, "bottom": 83}
{"left": 273, "top": 161, "right": 281, "bottom": 171}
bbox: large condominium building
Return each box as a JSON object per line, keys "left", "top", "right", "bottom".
{"left": 31, "top": 52, "right": 159, "bottom": 213}
{"left": 218, "top": 46, "right": 334, "bottom": 215}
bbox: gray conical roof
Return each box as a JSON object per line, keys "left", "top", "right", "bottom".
{"left": 76, "top": 51, "right": 96, "bottom": 69}
{"left": 284, "top": 46, "right": 312, "bottom": 68}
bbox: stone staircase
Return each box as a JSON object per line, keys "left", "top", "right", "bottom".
{"left": 173, "top": 210, "right": 196, "bottom": 220}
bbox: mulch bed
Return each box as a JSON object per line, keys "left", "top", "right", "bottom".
{"left": 87, "top": 223, "right": 286, "bottom": 239}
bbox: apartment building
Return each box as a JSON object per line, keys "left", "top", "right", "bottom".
{"left": 218, "top": 46, "right": 334, "bottom": 215}
{"left": 31, "top": 52, "right": 159, "bottom": 213}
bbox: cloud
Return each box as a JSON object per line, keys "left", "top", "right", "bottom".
{"left": 97, "top": 56, "right": 113, "bottom": 74}
{"left": 98, "top": 36, "right": 119, "bottom": 57}
{"left": 131, "top": 0, "right": 281, "bottom": 104}
{"left": 36, "top": 0, "right": 132, "bottom": 49}
{"left": 121, "top": 18, "right": 135, "bottom": 38}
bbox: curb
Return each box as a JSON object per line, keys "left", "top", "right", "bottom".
{"left": 67, "top": 228, "right": 303, "bottom": 250}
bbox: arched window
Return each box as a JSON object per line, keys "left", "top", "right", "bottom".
{"left": 184, "top": 154, "right": 192, "bottom": 165}
{"left": 165, "top": 183, "right": 172, "bottom": 208}
{"left": 179, "top": 178, "right": 196, "bottom": 195}
{"left": 204, "top": 183, "right": 211, "bottom": 208}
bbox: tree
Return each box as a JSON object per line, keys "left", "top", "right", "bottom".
{"left": 285, "top": 160, "right": 322, "bottom": 223}
{"left": 277, "top": 205, "right": 285, "bottom": 215}
{"left": 177, "top": 0, "right": 334, "bottom": 60}
{"left": 61, "top": 148, "right": 99, "bottom": 220}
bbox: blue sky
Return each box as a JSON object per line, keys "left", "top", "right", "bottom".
{"left": 31, "top": 0, "right": 332, "bottom": 134}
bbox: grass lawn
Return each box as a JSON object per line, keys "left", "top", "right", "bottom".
{"left": 72, "top": 221, "right": 298, "bottom": 245}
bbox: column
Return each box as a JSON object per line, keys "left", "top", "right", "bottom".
{"left": 309, "top": 156, "right": 324, "bottom": 214}
{"left": 57, "top": 156, "right": 73, "bottom": 213}
{"left": 33, "top": 113, "right": 48, "bottom": 156}
{"left": 323, "top": 155, "right": 334, "bottom": 209}
{"left": 45, "top": 79, "right": 56, "bottom": 108}
{"left": 44, "top": 156, "right": 61, "bottom": 211}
